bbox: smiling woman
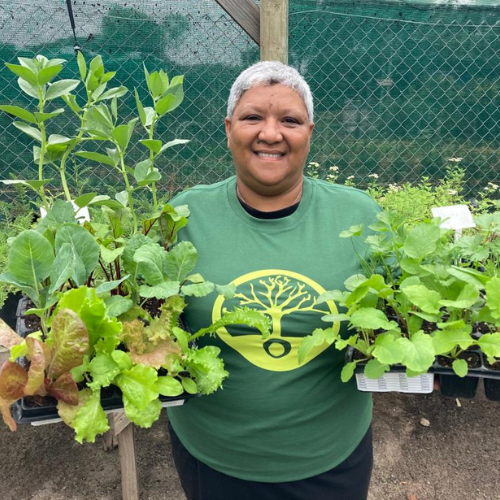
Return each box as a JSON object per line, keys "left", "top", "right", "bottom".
{"left": 225, "top": 84, "right": 314, "bottom": 210}
{"left": 167, "top": 61, "right": 381, "bottom": 500}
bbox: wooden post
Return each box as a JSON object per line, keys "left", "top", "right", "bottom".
{"left": 103, "top": 411, "right": 139, "bottom": 500}
{"left": 215, "top": 0, "right": 260, "bottom": 44}
{"left": 117, "top": 423, "right": 139, "bottom": 500}
{"left": 260, "top": 0, "right": 289, "bottom": 63}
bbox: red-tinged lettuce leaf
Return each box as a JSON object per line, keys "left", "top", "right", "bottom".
{"left": 87, "top": 353, "right": 121, "bottom": 391}
{"left": 0, "top": 395, "right": 16, "bottom": 431}
{"left": 47, "top": 372, "right": 79, "bottom": 405}
{"left": 0, "top": 361, "right": 28, "bottom": 400}
{"left": 129, "top": 339, "right": 182, "bottom": 370}
{"left": 24, "top": 337, "right": 47, "bottom": 396}
{"left": 58, "top": 388, "right": 90, "bottom": 426}
{"left": 58, "top": 388, "right": 109, "bottom": 443}
{"left": 123, "top": 395, "right": 162, "bottom": 428}
{"left": 46, "top": 309, "right": 89, "bottom": 380}
{"left": 0, "top": 318, "right": 23, "bottom": 349}
{"left": 114, "top": 364, "right": 159, "bottom": 410}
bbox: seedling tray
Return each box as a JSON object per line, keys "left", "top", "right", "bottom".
{"left": 12, "top": 388, "right": 199, "bottom": 426}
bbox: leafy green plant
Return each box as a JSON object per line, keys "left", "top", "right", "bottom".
{"left": 0, "top": 286, "right": 270, "bottom": 442}
{"left": 0, "top": 54, "right": 271, "bottom": 442}
{"left": 299, "top": 210, "right": 500, "bottom": 382}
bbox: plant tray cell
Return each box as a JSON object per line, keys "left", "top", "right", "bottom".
{"left": 439, "top": 374, "right": 478, "bottom": 399}
{"left": 484, "top": 379, "right": 500, "bottom": 402}
{"left": 355, "top": 372, "right": 434, "bottom": 393}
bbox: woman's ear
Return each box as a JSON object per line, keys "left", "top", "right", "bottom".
{"left": 225, "top": 117, "right": 232, "bottom": 148}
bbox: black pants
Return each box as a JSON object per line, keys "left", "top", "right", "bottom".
{"left": 169, "top": 424, "right": 373, "bottom": 500}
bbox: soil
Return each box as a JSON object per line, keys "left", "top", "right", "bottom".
{"left": 0, "top": 385, "right": 499, "bottom": 500}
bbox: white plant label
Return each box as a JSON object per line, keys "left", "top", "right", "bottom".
{"left": 431, "top": 205, "right": 475, "bottom": 230}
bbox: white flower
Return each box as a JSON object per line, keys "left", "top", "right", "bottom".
{"left": 329, "top": 166, "right": 339, "bottom": 172}
{"left": 308, "top": 161, "right": 320, "bottom": 167}
{"left": 388, "top": 184, "right": 401, "bottom": 192}
{"left": 347, "top": 175, "right": 355, "bottom": 180}
{"left": 487, "top": 182, "right": 499, "bottom": 190}
{"left": 448, "top": 189, "right": 458, "bottom": 195}
{"left": 368, "top": 173, "right": 379, "bottom": 179}
{"left": 448, "top": 157, "right": 463, "bottom": 163}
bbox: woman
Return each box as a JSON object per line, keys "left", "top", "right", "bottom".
{"left": 168, "top": 61, "right": 379, "bottom": 500}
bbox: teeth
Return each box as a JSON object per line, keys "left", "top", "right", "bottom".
{"left": 257, "top": 152, "right": 282, "bottom": 158}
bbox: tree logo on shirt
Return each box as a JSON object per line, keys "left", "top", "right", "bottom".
{"left": 212, "top": 269, "right": 338, "bottom": 371}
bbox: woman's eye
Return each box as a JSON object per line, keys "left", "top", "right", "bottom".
{"left": 283, "top": 117, "right": 299, "bottom": 124}
{"left": 244, "top": 115, "right": 260, "bottom": 121}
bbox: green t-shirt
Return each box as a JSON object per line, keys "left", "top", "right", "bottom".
{"left": 168, "top": 175, "right": 379, "bottom": 482}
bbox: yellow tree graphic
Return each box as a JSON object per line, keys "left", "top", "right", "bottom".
{"left": 234, "top": 276, "right": 326, "bottom": 339}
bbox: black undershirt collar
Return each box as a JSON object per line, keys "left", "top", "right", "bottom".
{"left": 237, "top": 197, "right": 300, "bottom": 219}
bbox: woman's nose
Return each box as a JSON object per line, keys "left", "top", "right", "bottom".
{"left": 258, "top": 119, "right": 283, "bottom": 143}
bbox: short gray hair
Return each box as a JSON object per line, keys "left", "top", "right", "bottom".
{"left": 227, "top": 61, "right": 314, "bottom": 122}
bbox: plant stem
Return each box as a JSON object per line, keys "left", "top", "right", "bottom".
{"left": 148, "top": 114, "right": 159, "bottom": 211}
{"left": 37, "top": 89, "right": 49, "bottom": 211}
{"left": 117, "top": 147, "right": 138, "bottom": 233}
{"left": 59, "top": 104, "right": 90, "bottom": 202}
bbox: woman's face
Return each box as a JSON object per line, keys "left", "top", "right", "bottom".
{"left": 225, "top": 84, "right": 314, "bottom": 196}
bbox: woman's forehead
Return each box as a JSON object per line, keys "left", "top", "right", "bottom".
{"left": 234, "top": 84, "right": 308, "bottom": 113}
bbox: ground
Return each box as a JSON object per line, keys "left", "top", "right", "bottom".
{"left": 0, "top": 384, "right": 499, "bottom": 500}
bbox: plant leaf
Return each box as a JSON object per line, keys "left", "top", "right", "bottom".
{"left": 134, "top": 243, "right": 167, "bottom": 286}
{"left": 55, "top": 224, "right": 100, "bottom": 286}
{"left": 165, "top": 241, "right": 197, "bottom": 282}
{"left": 123, "top": 395, "right": 162, "bottom": 428}
{"left": 0, "top": 319, "right": 23, "bottom": 350}
{"left": 37, "top": 64, "right": 63, "bottom": 85}
{"left": 23, "top": 337, "right": 46, "bottom": 396}
{"left": 158, "top": 138, "right": 190, "bottom": 154}
{"left": 47, "top": 372, "right": 79, "bottom": 405}
{"left": 46, "top": 308, "right": 89, "bottom": 380}
{"left": 66, "top": 389, "right": 110, "bottom": 443}
{"left": 372, "top": 332, "right": 404, "bottom": 365}
{"left": 397, "top": 331, "right": 435, "bottom": 373}
{"left": 452, "top": 358, "right": 468, "bottom": 378}
{"left": 156, "top": 376, "right": 183, "bottom": 397}
{"left": 139, "top": 281, "right": 180, "bottom": 299}
{"left": 403, "top": 223, "right": 441, "bottom": 259}
{"left": 477, "top": 333, "right": 500, "bottom": 359}
{"left": 364, "top": 359, "right": 390, "bottom": 379}
{"left": 115, "top": 364, "right": 159, "bottom": 410}
{"left": 48, "top": 242, "right": 76, "bottom": 294}
{"left": 96, "top": 86, "right": 127, "bottom": 101}
{"left": 401, "top": 284, "right": 441, "bottom": 314}
{"left": 186, "top": 345, "right": 227, "bottom": 395}
{"left": 341, "top": 361, "right": 357, "bottom": 382}
{"left": 76, "top": 151, "right": 117, "bottom": 167}
{"left": 0, "top": 105, "right": 37, "bottom": 123}
{"left": 140, "top": 139, "right": 162, "bottom": 154}
{"left": 13, "top": 121, "right": 42, "bottom": 142}
{"left": 7, "top": 230, "right": 54, "bottom": 288}
{"left": 350, "top": 308, "right": 398, "bottom": 331}
{"left": 0, "top": 361, "right": 27, "bottom": 400}
{"left": 87, "top": 353, "right": 120, "bottom": 391}
{"left": 46, "top": 79, "right": 80, "bottom": 100}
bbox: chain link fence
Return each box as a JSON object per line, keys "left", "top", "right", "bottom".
{"left": 0, "top": 0, "right": 499, "bottom": 202}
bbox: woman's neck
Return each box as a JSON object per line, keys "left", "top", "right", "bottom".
{"left": 235, "top": 181, "right": 303, "bottom": 212}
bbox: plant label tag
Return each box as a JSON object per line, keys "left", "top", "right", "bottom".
{"left": 431, "top": 205, "right": 475, "bottom": 230}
